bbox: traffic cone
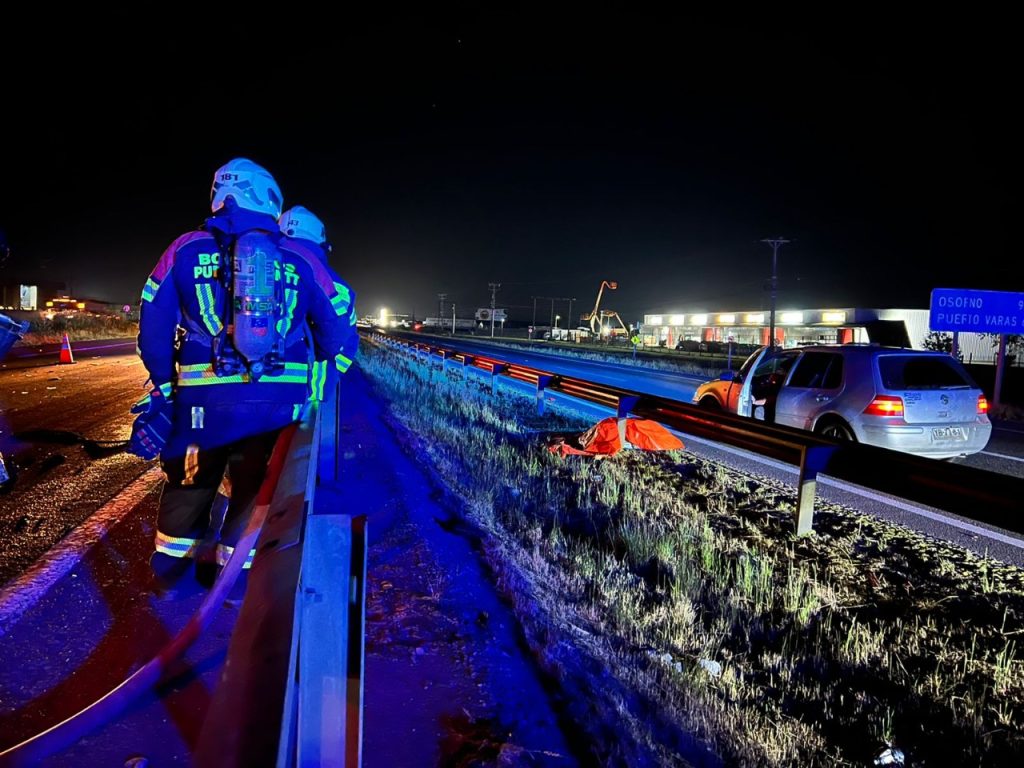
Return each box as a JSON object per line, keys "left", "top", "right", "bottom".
{"left": 59, "top": 333, "right": 75, "bottom": 364}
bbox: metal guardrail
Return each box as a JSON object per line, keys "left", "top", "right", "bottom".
{"left": 369, "top": 331, "right": 1024, "bottom": 538}
{"left": 195, "top": 379, "right": 366, "bottom": 768}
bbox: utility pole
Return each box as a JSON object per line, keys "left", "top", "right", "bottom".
{"left": 761, "top": 237, "right": 790, "bottom": 348}
{"left": 452, "top": 302, "right": 456, "bottom": 335}
{"left": 549, "top": 298, "right": 555, "bottom": 329}
{"left": 532, "top": 296, "right": 538, "bottom": 329}
{"left": 437, "top": 293, "right": 447, "bottom": 333}
{"left": 568, "top": 297, "right": 576, "bottom": 329}
{"left": 488, "top": 282, "right": 500, "bottom": 338}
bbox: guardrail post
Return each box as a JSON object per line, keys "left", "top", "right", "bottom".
{"left": 490, "top": 363, "right": 507, "bottom": 395}
{"left": 795, "top": 445, "right": 834, "bottom": 535}
{"left": 616, "top": 395, "right": 640, "bottom": 419}
{"left": 297, "top": 512, "right": 367, "bottom": 767}
{"left": 536, "top": 374, "right": 554, "bottom": 415}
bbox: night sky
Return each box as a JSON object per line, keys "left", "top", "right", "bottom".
{"left": 1, "top": 12, "right": 1014, "bottom": 324}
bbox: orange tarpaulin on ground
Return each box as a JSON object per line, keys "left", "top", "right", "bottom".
{"left": 548, "top": 417, "right": 684, "bottom": 457}
{"left": 624, "top": 418, "right": 684, "bottom": 452}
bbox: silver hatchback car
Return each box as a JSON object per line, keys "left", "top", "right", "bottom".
{"left": 692, "top": 345, "right": 992, "bottom": 459}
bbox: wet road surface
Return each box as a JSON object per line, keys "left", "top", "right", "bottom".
{"left": 0, "top": 350, "right": 150, "bottom": 585}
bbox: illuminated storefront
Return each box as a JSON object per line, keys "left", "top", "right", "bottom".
{"left": 640, "top": 307, "right": 997, "bottom": 361}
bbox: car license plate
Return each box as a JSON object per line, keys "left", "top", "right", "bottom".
{"left": 932, "top": 426, "right": 965, "bottom": 441}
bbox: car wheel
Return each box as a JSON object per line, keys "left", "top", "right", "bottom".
{"left": 816, "top": 419, "right": 855, "bottom": 442}
{"left": 699, "top": 397, "right": 721, "bottom": 411}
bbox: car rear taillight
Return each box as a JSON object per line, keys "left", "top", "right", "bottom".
{"left": 864, "top": 395, "right": 904, "bottom": 417}
{"left": 977, "top": 395, "right": 989, "bottom": 415}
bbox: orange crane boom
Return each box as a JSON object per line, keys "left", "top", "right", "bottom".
{"left": 580, "top": 280, "right": 617, "bottom": 334}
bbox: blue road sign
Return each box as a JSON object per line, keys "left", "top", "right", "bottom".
{"left": 930, "top": 288, "right": 1024, "bottom": 334}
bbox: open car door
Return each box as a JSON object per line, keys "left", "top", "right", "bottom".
{"left": 735, "top": 347, "right": 769, "bottom": 417}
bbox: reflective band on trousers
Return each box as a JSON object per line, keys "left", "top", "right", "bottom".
{"left": 177, "top": 361, "right": 310, "bottom": 386}
{"left": 154, "top": 530, "right": 200, "bottom": 559}
{"left": 216, "top": 543, "right": 256, "bottom": 569}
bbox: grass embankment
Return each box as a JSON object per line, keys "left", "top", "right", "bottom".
{"left": 16, "top": 315, "right": 139, "bottom": 345}
{"left": 361, "top": 341, "right": 1024, "bottom": 766}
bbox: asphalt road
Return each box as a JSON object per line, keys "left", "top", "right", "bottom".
{"left": 3, "top": 339, "right": 137, "bottom": 369}
{"left": 418, "top": 335, "right": 708, "bottom": 402}
{"left": 0, "top": 349, "right": 150, "bottom": 585}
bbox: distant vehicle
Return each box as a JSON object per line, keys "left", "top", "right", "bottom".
{"left": 675, "top": 339, "right": 757, "bottom": 356}
{"left": 692, "top": 345, "right": 992, "bottom": 459}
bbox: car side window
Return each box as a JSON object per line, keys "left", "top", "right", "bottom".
{"left": 735, "top": 350, "right": 762, "bottom": 381}
{"left": 822, "top": 354, "right": 843, "bottom": 389}
{"left": 751, "top": 351, "right": 799, "bottom": 380}
{"left": 750, "top": 351, "right": 800, "bottom": 397}
{"left": 788, "top": 352, "right": 843, "bottom": 389}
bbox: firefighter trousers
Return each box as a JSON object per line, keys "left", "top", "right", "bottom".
{"left": 150, "top": 403, "right": 295, "bottom": 587}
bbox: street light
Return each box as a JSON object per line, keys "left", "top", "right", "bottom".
{"left": 555, "top": 314, "right": 561, "bottom": 329}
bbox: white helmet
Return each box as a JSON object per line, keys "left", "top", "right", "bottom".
{"left": 279, "top": 205, "right": 327, "bottom": 245}
{"left": 210, "top": 158, "right": 283, "bottom": 218}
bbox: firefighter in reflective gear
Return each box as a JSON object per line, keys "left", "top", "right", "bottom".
{"left": 131, "top": 158, "right": 351, "bottom": 596}
{"left": 202, "top": 206, "right": 359, "bottom": 527}
{"left": 278, "top": 205, "right": 358, "bottom": 402}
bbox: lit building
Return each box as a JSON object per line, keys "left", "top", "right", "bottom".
{"left": 642, "top": 307, "right": 997, "bottom": 363}
{"left": 0, "top": 280, "right": 67, "bottom": 311}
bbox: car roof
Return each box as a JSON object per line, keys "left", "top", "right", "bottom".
{"left": 786, "top": 344, "right": 948, "bottom": 358}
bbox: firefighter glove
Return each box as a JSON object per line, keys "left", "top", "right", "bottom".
{"left": 129, "top": 386, "right": 174, "bottom": 460}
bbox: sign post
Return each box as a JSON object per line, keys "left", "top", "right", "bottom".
{"left": 929, "top": 288, "right": 1024, "bottom": 407}
{"left": 994, "top": 334, "right": 1008, "bottom": 407}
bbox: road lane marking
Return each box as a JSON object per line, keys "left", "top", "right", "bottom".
{"left": 15, "top": 340, "right": 136, "bottom": 358}
{"left": 67, "top": 341, "right": 137, "bottom": 354}
{"left": 980, "top": 450, "right": 1024, "bottom": 463}
{"left": 0, "top": 466, "right": 162, "bottom": 636}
